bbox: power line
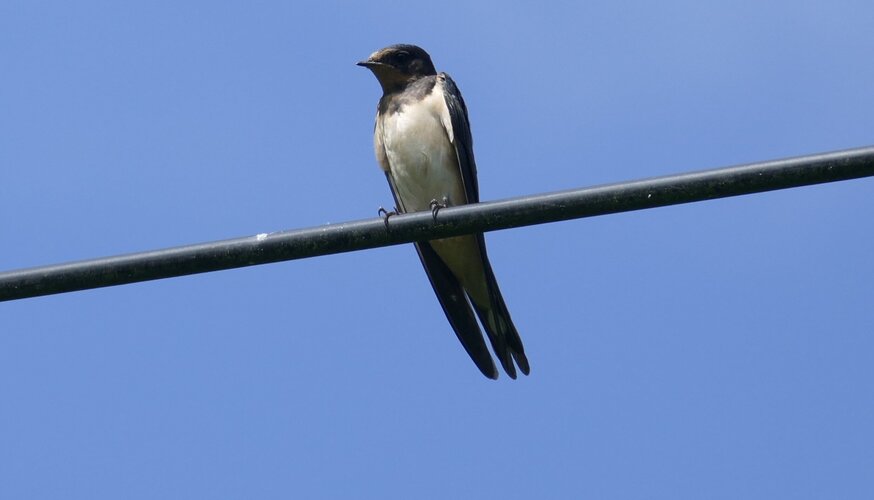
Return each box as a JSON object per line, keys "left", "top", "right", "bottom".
{"left": 2, "top": 146, "right": 873, "bottom": 302}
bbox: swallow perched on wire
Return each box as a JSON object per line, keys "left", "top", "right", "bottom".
{"left": 358, "top": 44, "right": 529, "bottom": 379}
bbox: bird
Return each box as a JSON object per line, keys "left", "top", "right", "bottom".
{"left": 358, "top": 44, "right": 529, "bottom": 379}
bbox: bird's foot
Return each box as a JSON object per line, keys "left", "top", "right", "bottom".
{"left": 429, "top": 197, "right": 449, "bottom": 220}
{"left": 377, "top": 206, "right": 399, "bottom": 228}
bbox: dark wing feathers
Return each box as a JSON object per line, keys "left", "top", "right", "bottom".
{"left": 415, "top": 241, "right": 499, "bottom": 379}
{"left": 440, "top": 73, "right": 479, "bottom": 203}
{"left": 441, "top": 73, "right": 530, "bottom": 377}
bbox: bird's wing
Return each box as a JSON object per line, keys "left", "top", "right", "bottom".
{"left": 438, "top": 73, "right": 479, "bottom": 204}
{"left": 440, "top": 73, "right": 530, "bottom": 377}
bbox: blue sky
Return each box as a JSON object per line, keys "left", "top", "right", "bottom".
{"left": 2, "top": 1, "right": 873, "bottom": 498}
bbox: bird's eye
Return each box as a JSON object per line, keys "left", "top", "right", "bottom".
{"left": 395, "top": 51, "right": 409, "bottom": 61}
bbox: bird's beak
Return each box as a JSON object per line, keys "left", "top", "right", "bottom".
{"left": 357, "top": 60, "right": 380, "bottom": 68}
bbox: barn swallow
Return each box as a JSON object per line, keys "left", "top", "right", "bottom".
{"left": 358, "top": 44, "right": 529, "bottom": 379}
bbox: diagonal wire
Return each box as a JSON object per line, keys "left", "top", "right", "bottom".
{"left": 2, "top": 146, "right": 873, "bottom": 302}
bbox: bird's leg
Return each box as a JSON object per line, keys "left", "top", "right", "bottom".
{"left": 429, "top": 196, "right": 449, "bottom": 220}
{"left": 377, "top": 206, "right": 399, "bottom": 228}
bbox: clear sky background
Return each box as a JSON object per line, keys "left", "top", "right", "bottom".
{"left": 2, "top": 1, "right": 873, "bottom": 498}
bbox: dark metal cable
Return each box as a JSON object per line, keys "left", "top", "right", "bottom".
{"left": 2, "top": 146, "right": 873, "bottom": 302}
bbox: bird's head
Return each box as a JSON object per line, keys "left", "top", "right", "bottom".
{"left": 357, "top": 44, "right": 437, "bottom": 93}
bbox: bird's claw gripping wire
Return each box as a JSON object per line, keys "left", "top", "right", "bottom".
{"left": 377, "top": 206, "right": 399, "bottom": 228}
{"left": 429, "top": 197, "right": 449, "bottom": 221}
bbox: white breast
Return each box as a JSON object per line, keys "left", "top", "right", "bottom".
{"left": 379, "top": 86, "right": 465, "bottom": 213}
